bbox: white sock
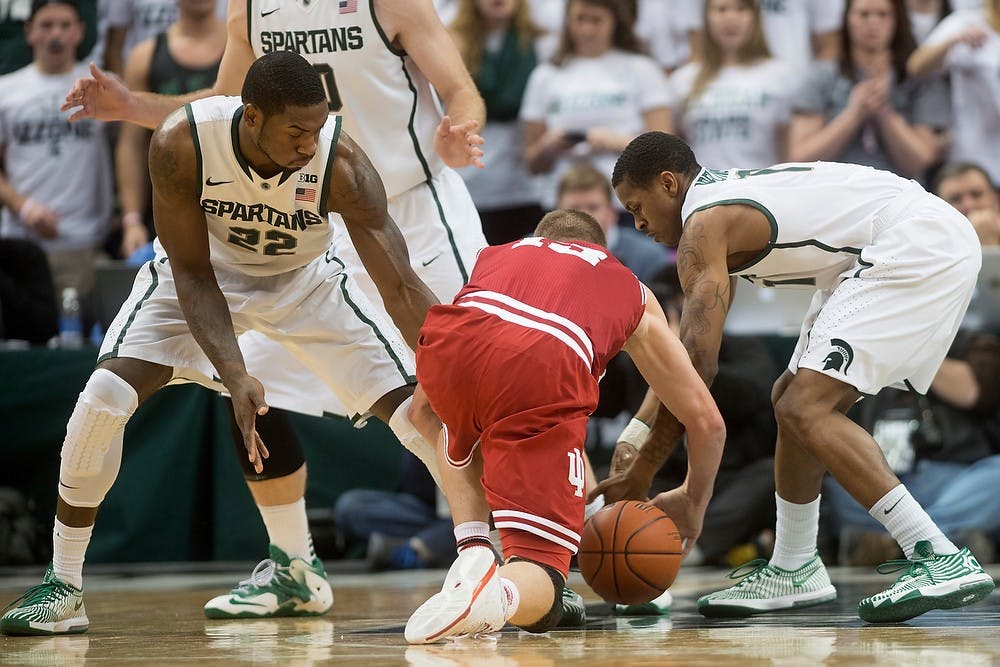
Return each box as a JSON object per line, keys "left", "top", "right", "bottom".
{"left": 500, "top": 578, "right": 520, "bottom": 621}
{"left": 869, "top": 484, "right": 957, "bottom": 558}
{"left": 769, "top": 493, "right": 820, "bottom": 571}
{"left": 454, "top": 521, "right": 492, "bottom": 552}
{"left": 258, "top": 498, "right": 314, "bottom": 561}
{"left": 52, "top": 519, "right": 92, "bottom": 589}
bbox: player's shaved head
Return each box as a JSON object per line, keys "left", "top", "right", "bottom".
{"left": 242, "top": 51, "right": 327, "bottom": 117}
{"left": 613, "top": 131, "right": 700, "bottom": 188}
{"left": 533, "top": 209, "right": 607, "bottom": 247}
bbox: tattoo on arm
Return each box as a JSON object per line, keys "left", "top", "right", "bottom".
{"left": 676, "top": 225, "right": 731, "bottom": 363}
{"left": 641, "top": 403, "right": 685, "bottom": 470}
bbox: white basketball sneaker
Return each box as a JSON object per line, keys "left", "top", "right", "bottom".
{"left": 0, "top": 564, "right": 88, "bottom": 636}
{"left": 405, "top": 547, "right": 506, "bottom": 644}
{"left": 204, "top": 544, "right": 333, "bottom": 619}
{"left": 858, "top": 540, "right": 995, "bottom": 623}
{"left": 698, "top": 554, "right": 837, "bottom": 617}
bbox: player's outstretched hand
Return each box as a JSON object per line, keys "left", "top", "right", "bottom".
{"left": 61, "top": 63, "right": 135, "bottom": 122}
{"left": 588, "top": 470, "right": 650, "bottom": 506}
{"left": 434, "top": 115, "right": 485, "bottom": 169}
{"left": 229, "top": 374, "right": 270, "bottom": 474}
{"left": 650, "top": 487, "right": 705, "bottom": 557}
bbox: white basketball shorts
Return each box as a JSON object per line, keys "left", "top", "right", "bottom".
{"left": 790, "top": 192, "right": 981, "bottom": 395}
{"left": 234, "top": 167, "right": 487, "bottom": 418}
{"left": 98, "top": 250, "right": 414, "bottom": 420}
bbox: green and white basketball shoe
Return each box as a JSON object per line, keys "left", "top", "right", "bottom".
{"left": 557, "top": 587, "right": 587, "bottom": 627}
{"left": 204, "top": 544, "right": 333, "bottom": 619}
{"left": 615, "top": 589, "right": 672, "bottom": 616}
{"left": 859, "top": 540, "right": 995, "bottom": 623}
{"left": 698, "top": 554, "right": 837, "bottom": 617}
{"left": 0, "top": 564, "right": 88, "bottom": 636}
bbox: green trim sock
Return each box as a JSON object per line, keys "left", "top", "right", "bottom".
{"left": 258, "top": 498, "right": 314, "bottom": 561}
{"left": 769, "top": 493, "right": 820, "bottom": 571}
{"left": 869, "top": 484, "right": 957, "bottom": 558}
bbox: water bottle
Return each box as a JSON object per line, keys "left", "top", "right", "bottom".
{"left": 59, "top": 287, "right": 84, "bottom": 349}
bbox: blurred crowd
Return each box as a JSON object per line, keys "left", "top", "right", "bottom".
{"left": 1, "top": 0, "right": 998, "bottom": 568}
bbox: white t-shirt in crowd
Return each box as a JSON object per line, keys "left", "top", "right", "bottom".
{"left": 519, "top": 49, "right": 673, "bottom": 208}
{"left": 924, "top": 9, "right": 1000, "bottom": 183}
{"left": 0, "top": 63, "right": 112, "bottom": 251}
{"left": 688, "top": 0, "right": 845, "bottom": 72}
{"left": 671, "top": 58, "right": 800, "bottom": 169}
{"left": 635, "top": 0, "right": 701, "bottom": 71}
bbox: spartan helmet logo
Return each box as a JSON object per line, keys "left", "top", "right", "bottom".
{"left": 823, "top": 338, "right": 854, "bottom": 373}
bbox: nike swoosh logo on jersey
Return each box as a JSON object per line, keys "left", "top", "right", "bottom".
{"left": 205, "top": 178, "right": 233, "bottom": 186}
{"left": 261, "top": 7, "right": 279, "bottom": 16}
{"left": 421, "top": 254, "right": 442, "bottom": 267}
{"left": 883, "top": 497, "right": 904, "bottom": 515}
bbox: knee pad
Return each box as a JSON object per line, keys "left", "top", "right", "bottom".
{"left": 58, "top": 369, "right": 138, "bottom": 508}
{"left": 389, "top": 395, "right": 442, "bottom": 488}
{"left": 228, "top": 406, "right": 305, "bottom": 480}
{"left": 511, "top": 557, "right": 566, "bottom": 634}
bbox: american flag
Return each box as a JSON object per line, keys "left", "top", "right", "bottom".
{"left": 339, "top": 0, "right": 357, "bottom": 13}
{"left": 295, "top": 187, "right": 316, "bottom": 203}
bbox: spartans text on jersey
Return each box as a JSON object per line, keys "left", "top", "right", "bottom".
{"left": 201, "top": 199, "right": 325, "bottom": 231}
{"left": 258, "top": 26, "right": 363, "bottom": 55}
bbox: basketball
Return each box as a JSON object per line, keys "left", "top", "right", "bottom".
{"left": 578, "top": 500, "right": 683, "bottom": 605}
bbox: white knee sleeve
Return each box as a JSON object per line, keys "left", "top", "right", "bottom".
{"left": 58, "top": 369, "right": 138, "bottom": 508}
{"left": 389, "top": 396, "right": 442, "bottom": 489}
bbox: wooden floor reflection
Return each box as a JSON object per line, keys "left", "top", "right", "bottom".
{"left": 1, "top": 564, "right": 997, "bottom": 665}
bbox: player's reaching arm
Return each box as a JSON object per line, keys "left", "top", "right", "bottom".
{"left": 326, "top": 131, "right": 438, "bottom": 349}
{"left": 62, "top": 0, "right": 254, "bottom": 127}
{"left": 621, "top": 285, "right": 726, "bottom": 553}
{"left": 675, "top": 208, "right": 736, "bottom": 381}
{"left": 148, "top": 108, "right": 269, "bottom": 473}
{"left": 385, "top": 0, "right": 485, "bottom": 168}
{"left": 591, "top": 207, "right": 736, "bottom": 503}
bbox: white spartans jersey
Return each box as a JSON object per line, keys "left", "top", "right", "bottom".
{"left": 248, "top": 0, "right": 444, "bottom": 199}
{"left": 184, "top": 95, "right": 341, "bottom": 276}
{"left": 681, "top": 163, "right": 926, "bottom": 290}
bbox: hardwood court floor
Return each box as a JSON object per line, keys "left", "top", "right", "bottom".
{"left": 0, "top": 564, "right": 997, "bottom": 665}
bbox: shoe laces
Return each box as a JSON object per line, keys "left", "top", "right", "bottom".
{"left": 727, "top": 558, "right": 773, "bottom": 584}
{"left": 234, "top": 559, "right": 278, "bottom": 592}
{"left": 875, "top": 556, "right": 934, "bottom": 585}
{"left": 2, "top": 581, "right": 71, "bottom": 613}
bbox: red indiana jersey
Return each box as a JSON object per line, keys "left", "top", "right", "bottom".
{"left": 449, "top": 236, "right": 646, "bottom": 381}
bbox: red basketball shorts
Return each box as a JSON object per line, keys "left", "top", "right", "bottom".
{"left": 416, "top": 307, "right": 599, "bottom": 576}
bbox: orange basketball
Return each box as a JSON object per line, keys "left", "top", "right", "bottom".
{"left": 577, "top": 500, "right": 683, "bottom": 605}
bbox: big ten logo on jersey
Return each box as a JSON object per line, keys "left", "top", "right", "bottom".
{"left": 567, "top": 448, "right": 585, "bottom": 498}
{"left": 512, "top": 237, "right": 608, "bottom": 267}
{"left": 298, "top": 173, "right": 318, "bottom": 184}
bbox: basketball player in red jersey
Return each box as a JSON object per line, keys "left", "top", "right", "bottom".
{"left": 403, "top": 209, "right": 726, "bottom": 643}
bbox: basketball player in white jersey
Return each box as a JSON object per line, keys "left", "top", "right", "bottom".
{"left": 60, "top": 0, "right": 502, "bottom": 620}
{"left": 604, "top": 132, "right": 995, "bottom": 623}
{"left": 0, "top": 52, "right": 438, "bottom": 636}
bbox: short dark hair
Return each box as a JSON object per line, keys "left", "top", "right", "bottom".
{"left": 242, "top": 52, "right": 327, "bottom": 117}
{"left": 932, "top": 162, "right": 996, "bottom": 193}
{"left": 533, "top": 209, "right": 607, "bottom": 247}
{"left": 30, "top": 0, "right": 81, "bottom": 20}
{"left": 612, "top": 132, "right": 700, "bottom": 189}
